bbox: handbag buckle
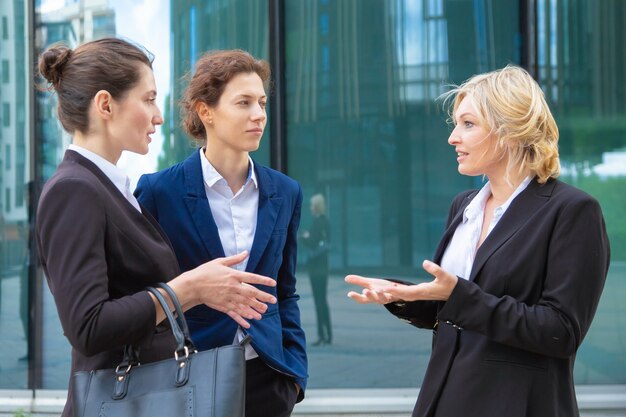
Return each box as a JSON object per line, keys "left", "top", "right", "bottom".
{"left": 114, "top": 363, "right": 133, "bottom": 375}
{"left": 112, "top": 363, "right": 132, "bottom": 400}
{"left": 174, "top": 345, "right": 190, "bottom": 362}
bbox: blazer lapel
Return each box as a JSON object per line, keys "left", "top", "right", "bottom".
{"left": 246, "top": 165, "right": 282, "bottom": 273}
{"left": 182, "top": 151, "right": 226, "bottom": 260}
{"left": 433, "top": 192, "right": 476, "bottom": 263}
{"left": 469, "top": 178, "right": 555, "bottom": 281}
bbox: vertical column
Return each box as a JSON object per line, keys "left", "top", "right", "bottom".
{"left": 28, "top": 0, "right": 43, "bottom": 389}
{"left": 520, "top": 0, "right": 538, "bottom": 77}
{"left": 269, "top": 0, "right": 287, "bottom": 172}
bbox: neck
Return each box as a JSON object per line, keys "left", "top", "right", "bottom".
{"left": 204, "top": 145, "right": 250, "bottom": 193}
{"left": 487, "top": 172, "right": 529, "bottom": 204}
{"left": 73, "top": 132, "right": 121, "bottom": 165}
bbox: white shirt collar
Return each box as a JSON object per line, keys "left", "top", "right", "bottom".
{"left": 464, "top": 176, "right": 533, "bottom": 223}
{"left": 68, "top": 144, "right": 141, "bottom": 212}
{"left": 68, "top": 144, "right": 130, "bottom": 192}
{"left": 199, "top": 148, "right": 258, "bottom": 191}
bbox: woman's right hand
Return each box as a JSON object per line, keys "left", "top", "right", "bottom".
{"left": 345, "top": 275, "right": 399, "bottom": 304}
{"left": 166, "top": 251, "right": 277, "bottom": 328}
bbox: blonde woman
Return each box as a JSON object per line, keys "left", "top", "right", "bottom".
{"left": 346, "top": 66, "right": 610, "bottom": 417}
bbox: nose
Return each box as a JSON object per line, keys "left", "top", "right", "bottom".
{"left": 153, "top": 106, "right": 164, "bottom": 126}
{"left": 448, "top": 126, "right": 460, "bottom": 145}
{"left": 251, "top": 103, "right": 266, "bottom": 122}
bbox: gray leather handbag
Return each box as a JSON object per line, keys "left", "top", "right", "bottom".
{"left": 71, "top": 283, "right": 246, "bottom": 417}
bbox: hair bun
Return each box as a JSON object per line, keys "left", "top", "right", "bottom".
{"left": 39, "top": 46, "right": 73, "bottom": 87}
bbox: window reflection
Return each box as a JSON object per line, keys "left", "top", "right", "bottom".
{"left": 21, "top": 0, "right": 626, "bottom": 393}
{"left": 0, "top": 0, "right": 30, "bottom": 389}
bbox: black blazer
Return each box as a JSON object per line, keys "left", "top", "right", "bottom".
{"left": 303, "top": 214, "right": 330, "bottom": 275}
{"left": 387, "top": 178, "right": 610, "bottom": 417}
{"left": 36, "top": 150, "right": 181, "bottom": 417}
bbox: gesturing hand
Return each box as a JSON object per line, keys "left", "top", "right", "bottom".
{"left": 345, "top": 260, "right": 458, "bottom": 304}
{"left": 345, "top": 276, "right": 399, "bottom": 304}
{"left": 173, "top": 251, "right": 277, "bottom": 328}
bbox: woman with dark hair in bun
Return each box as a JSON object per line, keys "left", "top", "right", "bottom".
{"left": 135, "top": 50, "right": 307, "bottom": 417}
{"left": 36, "top": 38, "right": 278, "bottom": 417}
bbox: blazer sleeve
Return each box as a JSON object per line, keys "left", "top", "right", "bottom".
{"left": 384, "top": 191, "right": 473, "bottom": 328}
{"left": 37, "top": 178, "right": 157, "bottom": 356}
{"left": 437, "top": 194, "right": 610, "bottom": 358}
{"left": 277, "top": 184, "right": 308, "bottom": 394}
{"left": 135, "top": 174, "right": 158, "bottom": 221}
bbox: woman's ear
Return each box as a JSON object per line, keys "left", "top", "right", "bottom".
{"left": 195, "top": 102, "right": 213, "bottom": 125}
{"left": 93, "top": 90, "right": 113, "bottom": 119}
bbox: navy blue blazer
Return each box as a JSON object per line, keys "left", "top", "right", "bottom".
{"left": 135, "top": 150, "right": 308, "bottom": 392}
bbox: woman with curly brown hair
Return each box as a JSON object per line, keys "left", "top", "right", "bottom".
{"left": 135, "top": 49, "right": 307, "bottom": 417}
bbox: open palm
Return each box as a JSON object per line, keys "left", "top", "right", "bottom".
{"left": 345, "top": 260, "right": 458, "bottom": 304}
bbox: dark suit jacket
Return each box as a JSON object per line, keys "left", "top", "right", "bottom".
{"left": 386, "top": 178, "right": 610, "bottom": 417}
{"left": 36, "top": 150, "right": 181, "bottom": 417}
{"left": 135, "top": 150, "right": 308, "bottom": 393}
{"left": 303, "top": 214, "right": 330, "bottom": 275}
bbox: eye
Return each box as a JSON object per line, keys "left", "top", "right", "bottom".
{"left": 238, "top": 100, "right": 249, "bottom": 106}
{"left": 463, "top": 120, "right": 474, "bottom": 128}
{"left": 259, "top": 101, "right": 267, "bottom": 109}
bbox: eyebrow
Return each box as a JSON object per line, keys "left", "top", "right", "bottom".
{"left": 455, "top": 112, "right": 474, "bottom": 119}
{"left": 234, "top": 93, "right": 267, "bottom": 99}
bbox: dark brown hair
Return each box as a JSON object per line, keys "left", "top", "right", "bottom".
{"left": 180, "top": 49, "right": 271, "bottom": 141}
{"left": 38, "top": 37, "right": 154, "bottom": 134}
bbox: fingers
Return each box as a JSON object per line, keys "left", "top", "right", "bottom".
{"left": 218, "top": 251, "right": 249, "bottom": 267}
{"left": 347, "top": 291, "right": 373, "bottom": 304}
{"left": 236, "top": 271, "right": 277, "bottom": 288}
{"left": 239, "top": 282, "right": 277, "bottom": 305}
{"left": 239, "top": 283, "right": 274, "bottom": 311}
{"left": 347, "top": 288, "right": 393, "bottom": 304}
{"left": 226, "top": 311, "right": 251, "bottom": 329}
{"left": 345, "top": 274, "right": 381, "bottom": 288}
{"left": 422, "top": 259, "right": 442, "bottom": 278}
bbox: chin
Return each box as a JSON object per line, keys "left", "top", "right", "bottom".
{"left": 132, "top": 147, "right": 150, "bottom": 155}
{"left": 245, "top": 142, "right": 261, "bottom": 153}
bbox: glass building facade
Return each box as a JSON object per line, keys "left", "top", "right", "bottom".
{"left": 1, "top": 0, "right": 625, "bottom": 413}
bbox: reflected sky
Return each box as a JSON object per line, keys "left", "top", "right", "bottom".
{"left": 38, "top": 0, "right": 171, "bottom": 188}
{"left": 109, "top": 0, "right": 171, "bottom": 188}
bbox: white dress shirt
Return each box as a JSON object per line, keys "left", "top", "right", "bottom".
{"left": 68, "top": 144, "right": 141, "bottom": 212}
{"left": 199, "top": 148, "right": 259, "bottom": 359}
{"left": 440, "top": 176, "right": 532, "bottom": 280}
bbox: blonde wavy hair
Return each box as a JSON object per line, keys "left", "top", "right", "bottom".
{"left": 441, "top": 65, "right": 560, "bottom": 184}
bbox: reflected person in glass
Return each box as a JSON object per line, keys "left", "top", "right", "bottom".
{"left": 135, "top": 50, "right": 307, "bottom": 417}
{"left": 301, "top": 193, "right": 332, "bottom": 346}
{"left": 345, "top": 65, "right": 610, "bottom": 417}
{"left": 36, "top": 38, "right": 277, "bottom": 417}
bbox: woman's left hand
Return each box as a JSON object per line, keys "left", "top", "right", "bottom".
{"left": 345, "top": 260, "right": 458, "bottom": 303}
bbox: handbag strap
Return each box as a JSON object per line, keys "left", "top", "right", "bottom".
{"left": 113, "top": 286, "right": 195, "bottom": 398}
{"left": 154, "top": 282, "right": 196, "bottom": 350}
{"left": 145, "top": 286, "right": 186, "bottom": 353}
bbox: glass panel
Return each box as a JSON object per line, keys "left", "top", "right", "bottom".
{"left": 285, "top": 0, "right": 520, "bottom": 388}
{"left": 165, "top": 0, "right": 270, "bottom": 168}
{"left": 0, "top": 0, "right": 30, "bottom": 389}
{"left": 536, "top": 0, "right": 626, "bottom": 384}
